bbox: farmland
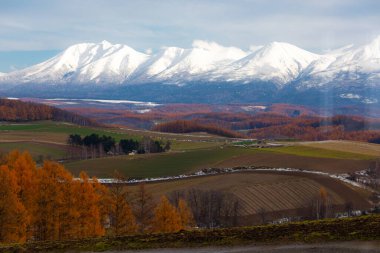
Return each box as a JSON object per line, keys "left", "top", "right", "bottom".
{"left": 0, "top": 141, "right": 66, "bottom": 161}
{"left": 64, "top": 147, "right": 257, "bottom": 178}
{"left": 128, "top": 171, "right": 371, "bottom": 223}
{"left": 1, "top": 121, "right": 379, "bottom": 178}
{"left": 298, "top": 140, "right": 380, "bottom": 157}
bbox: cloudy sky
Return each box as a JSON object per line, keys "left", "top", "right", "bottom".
{"left": 1, "top": 0, "right": 380, "bottom": 72}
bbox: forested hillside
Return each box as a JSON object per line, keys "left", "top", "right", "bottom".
{"left": 153, "top": 120, "right": 244, "bottom": 138}
{"left": 0, "top": 98, "right": 98, "bottom": 126}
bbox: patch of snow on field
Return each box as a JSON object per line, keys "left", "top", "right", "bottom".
{"left": 46, "top": 98, "right": 160, "bottom": 106}
{"left": 93, "top": 166, "right": 370, "bottom": 191}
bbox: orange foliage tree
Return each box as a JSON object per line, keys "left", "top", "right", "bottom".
{"left": 5, "top": 150, "right": 38, "bottom": 239}
{"left": 177, "top": 198, "right": 194, "bottom": 229}
{"left": 75, "top": 172, "right": 105, "bottom": 238}
{"left": 109, "top": 172, "right": 137, "bottom": 235}
{"left": 151, "top": 196, "right": 182, "bottom": 233}
{"left": 133, "top": 182, "right": 155, "bottom": 233}
{"left": 0, "top": 165, "right": 28, "bottom": 243}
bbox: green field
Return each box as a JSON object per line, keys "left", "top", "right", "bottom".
{"left": 0, "top": 142, "right": 66, "bottom": 161}
{"left": 1, "top": 121, "right": 378, "bottom": 179}
{"left": 261, "top": 145, "right": 376, "bottom": 160}
{"left": 0, "top": 121, "right": 138, "bottom": 141}
{"left": 0, "top": 121, "right": 225, "bottom": 151}
{"left": 64, "top": 147, "right": 258, "bottom": 178}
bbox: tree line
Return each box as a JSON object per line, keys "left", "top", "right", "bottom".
{"left": 67, "top": 134, "right": 170, "bottom": 159}
{"left": 151, "top": 115, "right": 380, "bottom": 142}
{"left": 0, "top": 98, "right": 98, "bottom": 126}
{"left": 152, "top": 120, "right": 244, "bottom": 138}
{"left": 0, "top": 150, "right": 192, "bottom": 243}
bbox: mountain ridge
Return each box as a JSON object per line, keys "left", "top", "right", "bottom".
{"left": 1, "top": 38, "right": 380, "bottom": 107}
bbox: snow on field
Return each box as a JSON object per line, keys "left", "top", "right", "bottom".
{"left": 94, "top": 166, "right": 370, "bottom": 191}
{"left": 46, "top": 98, "right": 160, "bottom": 107}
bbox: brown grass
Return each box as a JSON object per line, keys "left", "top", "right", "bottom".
{"left": 213, "top": 152, "right": 376, "bottom": 173}
{"left": 298, "top": 140, "right": 380, "bottom": 157}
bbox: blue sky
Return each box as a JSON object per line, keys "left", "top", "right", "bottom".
{"left": 1, "top": 0, "right": 380, "bottom": 72}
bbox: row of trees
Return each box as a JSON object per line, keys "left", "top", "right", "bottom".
{"left": 67, "top": 134, "right": 170, "bottom": 159}
{"left": 151, "top": 115, "right": 380, "bottom": 142}
{"left": 0, "top": 150, "right": 192, "bottom": 243}
{"left": 0, "top": 98, "right": 97, "bottom": 126}
{"left": 153, "top": 120, "right": 244, "bottom": 138}
{"left": 168, "top": 189, "right": 240, "bottom": 228}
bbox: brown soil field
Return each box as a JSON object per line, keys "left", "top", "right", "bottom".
{"left": 129, "top": 171, "right": 371, "bottom": 224}
{"left": 298, "top": 140, "right": 380, "bottom": 157}
{"left": 213, "top": 152, "right": 376, "bottom": 173}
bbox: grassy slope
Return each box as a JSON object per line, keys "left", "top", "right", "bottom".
{"left": 2, "top": 215, "right": 380, "bottom": 252}
{"left": 261, "top": 145, "right": 376, "bottom": 160}
{"left": 0, "top": 142, "right": 66, "bottom": 160}
{"left": 0, "top": 121, "right": 223, "bottom": 151}
{"left": 64, "top": 147, "right": 256, "bottom": 178}
{"left": 0, "top": 122, "right": 137, "bottom": 141}
{"left": 298, "top": 140, "right": 380, "bottom": 157}
{"left": 0, "top": 121, "right": 378, "bottom": 178}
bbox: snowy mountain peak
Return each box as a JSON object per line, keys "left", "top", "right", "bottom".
{"left": 212, "top": 41, "right": 320, "bottom": 84}
{"left": 1, "top": 37, "right": 380, "bottom": 89}
{"left": 100, "top": 40, "right": 112, "bottom": 48}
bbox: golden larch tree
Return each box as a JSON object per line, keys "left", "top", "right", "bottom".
{"left": 178, "top": 198, "right": 194, "bottom": 229}
{"left": 0, "top": 165, "right": 28, "bottom": 243}
{"left": 92, "top": 177, "right": 111, "bottom": 229}
{"left": 151, "top": 195, "right": 182, "bottom": 233}
{"left": 75, "top": 172, "right": 104, "bottom": 238}
{"left": 33, "top": 161, "right": 76, "bottom": 241}
{"left": 109, "top": 172, "right": 137, "bottom": 235}
{"left": 5, "top": 150, "right": 38, "bottom": 239}
{"left": 133, "top": 182, "right": 155, "bottom": 232}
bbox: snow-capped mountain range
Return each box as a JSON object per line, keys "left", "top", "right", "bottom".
{"left": 1, "top": 37, "right": 380, "bottom": 106}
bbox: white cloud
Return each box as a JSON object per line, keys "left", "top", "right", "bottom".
{"left": 0, "top": 0, "right": 379, "bottom": 53}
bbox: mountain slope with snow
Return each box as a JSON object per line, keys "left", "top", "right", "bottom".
{"left": 131, "top": 41, "right": 248, "bottom": 83}
{"left": 210, "top": 42, "right": 320, "bottom": 85}
{"left": 0, "top": 41, "right": 149, "bottom": 84}
{"left": 1, "top": 38, "right": 380, "bottom": 107}
{"left": 298, "top": 36, "right": 380, "bottom": 88}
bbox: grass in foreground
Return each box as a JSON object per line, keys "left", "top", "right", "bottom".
{"left": 1, "top": 215, "right": 379, "bottom": 252}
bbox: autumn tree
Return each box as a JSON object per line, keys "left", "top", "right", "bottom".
{"left": 133, "top": 182, "right": 155, "bottom": 233}
{"left": 74, "top": 172, "right": 105, "bottom": 238}
{"left": 313, "top": 187, "right": 332, "bottom": 219}
{"left": 33, "top": 161, "right": 76, "bottom": 241}
{"left": 177, "top": 198, "right": 194, "bottom": 229}
{"left": 151, "top": 196, "right": 182, "bottom": 233}
{"left": 109, "top": 172, "right": 137, "bottom": 235}
{"left": 5, "top": 150, "right": 37, "bottom": 238}
{"left": 0, "top": 165, "right": 28, "bottom": 243}
{"left": 92, "top": 177, "right": 112, "bottom": 229}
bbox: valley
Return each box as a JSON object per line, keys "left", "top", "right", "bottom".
{"left": 0, "top": 118, "right": 378, "bottom": 226}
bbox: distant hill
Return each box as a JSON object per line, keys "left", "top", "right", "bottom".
{"left": 0, "top": 98, "right": 99, "bottom": 126}
{"left": 153, "top": 120, "right": 244, "bottom": 138}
